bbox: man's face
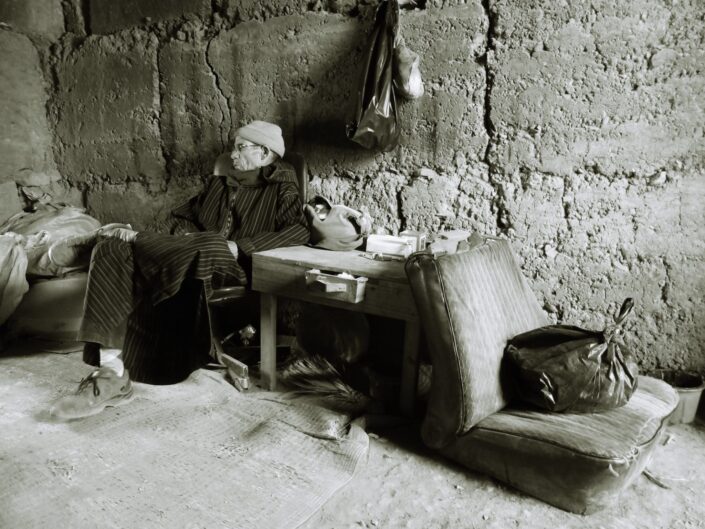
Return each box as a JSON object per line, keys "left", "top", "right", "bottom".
{"left": 230, "top": 136, "right": 267, "bottom": 171}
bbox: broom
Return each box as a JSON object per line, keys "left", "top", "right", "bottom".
{"left": 278, "top": 352, "right": 371, "bottom": 413}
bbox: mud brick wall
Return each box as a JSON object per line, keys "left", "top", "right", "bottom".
{"left": 1, "top": 0, "right": 703, "bottom": 373}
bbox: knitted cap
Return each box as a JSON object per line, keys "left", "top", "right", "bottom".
{"left": 235, "top": 120, "right": 285, "bottom": 158}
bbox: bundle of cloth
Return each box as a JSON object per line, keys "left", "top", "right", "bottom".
{"left": 0, "top": 202, "right": 121, "bottom": 325}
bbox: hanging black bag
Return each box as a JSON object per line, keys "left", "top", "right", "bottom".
{"left": 505, "top": 298, "right": 639, "bottom": 413}
{"left": 347, "top": 0, "right": 400, "bottom": 151}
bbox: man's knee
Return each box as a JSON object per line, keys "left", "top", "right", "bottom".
{"left": 189, "top": 232, "right": 222, "bottom": 245}
{"left": 185, "top": 232, "right": 233, "bottom": 255}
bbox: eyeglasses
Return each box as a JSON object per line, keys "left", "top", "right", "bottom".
{"left": 233, "top": 143, "right": 262, "bottom": 153}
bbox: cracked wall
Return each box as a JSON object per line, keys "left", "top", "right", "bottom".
{"left": 488, "top": 0, "right": 705, "bottom": 373}
{"left": 1, "top": 0, "right": 703, "bottom": 373}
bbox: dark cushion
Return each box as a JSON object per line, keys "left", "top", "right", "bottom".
{"left": 405, "top": 236, "right": 548, "bottom": 448}
{"left": 441, "top": 376, "right": 678, "bottom": 513}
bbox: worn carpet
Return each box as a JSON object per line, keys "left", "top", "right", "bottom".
{"left": 0, "top": 349, "right": 369, "bottom": 529}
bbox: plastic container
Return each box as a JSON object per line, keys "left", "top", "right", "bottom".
{"left": 651, "top": 369, "right": 705, "bottom": 424}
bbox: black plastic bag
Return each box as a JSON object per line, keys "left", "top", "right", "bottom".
{"left": 347, "top": 0, "right": 400, "bottom": 151}
{"left": 505, "top": 299, "right": 639, "bottom": 413}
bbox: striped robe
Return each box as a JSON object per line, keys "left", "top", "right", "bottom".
{"left": 78, "top": 161, "right": 309, "bottom": 384}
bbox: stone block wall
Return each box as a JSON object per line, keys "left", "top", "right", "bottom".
{"left": 0, "top": 30, "right": 61, "bottom": 223}
{"left": 0, "top": 0, "right": 703, "bottom": 372}
{"left": 0, "top": 0, "right": 64, "bottom": 40}
{"left": 488, "top": 0, "right": 705, "bottom": 371}
{"left": 88, "top": 0, "right": 211, "bottom": 34}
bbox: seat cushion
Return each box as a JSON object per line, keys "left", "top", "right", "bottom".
{"left": 405, "top": 236, "right": 548, "bottom": 448}
{"left": 441, "top": 376, "right": 679, "bottom": 513}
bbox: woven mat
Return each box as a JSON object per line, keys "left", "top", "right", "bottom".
{"left": 0, "top": 351, "right": 368, "bottom": 529}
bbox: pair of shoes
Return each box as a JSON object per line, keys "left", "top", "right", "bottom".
{"left": 50, "top": 367, "right": 134, "bottom": 420}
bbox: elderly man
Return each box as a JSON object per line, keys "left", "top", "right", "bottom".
{"left": 51, "top": 120, "right": 309, "bottom": 420}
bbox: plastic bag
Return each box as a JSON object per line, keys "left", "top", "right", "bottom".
{"left": 0, "top": 234, "right": 29, "bottom": 325}
{"left": 0, "top": 204, "right": 101, "bottom": 277}
{"left": 505, "top": 299, "right": 639, "bottom": 413}
{"left": 303, "top": 196, "right": 372, "bottom": 251}
{"left": 393, "top": 37, "right": 424, "bottom": 99}
{"left": 347, "top": 0, "right": 400, "bottom": 151}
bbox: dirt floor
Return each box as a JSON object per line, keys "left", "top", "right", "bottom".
{"left": 298, "top": 399, "right": 705, "bottom": 529}
{"left": 2, "top": 339, "right": 703, "bottom": 529}
{"left": 301, "top": 416, "right": 705, "bottom": 529}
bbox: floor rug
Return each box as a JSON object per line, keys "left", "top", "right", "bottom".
{"left": 0, "top": 350, "right": 368, "bottom": 529}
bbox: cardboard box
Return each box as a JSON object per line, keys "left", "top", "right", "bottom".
{"left": 399, "top": 230, "right": 428, "bottom": 252}
{"left": 304, "top": 269, "right": 368, "bottom": 303}
{"left": 366, "top": 234, "right": 415, "bottom": 257}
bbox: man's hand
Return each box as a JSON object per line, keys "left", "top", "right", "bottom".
{"left": 98, "top": 223, "right": 138, "bottom": 243}
{"left": 227, "top": 240, "right": 238, "bottom": 259}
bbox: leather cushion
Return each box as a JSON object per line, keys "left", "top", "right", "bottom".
{"left": 405, "top": 236, "right": 548, "bottom": 448}
{"left": 441, "top": 376, "right": 678, "bottom": 513}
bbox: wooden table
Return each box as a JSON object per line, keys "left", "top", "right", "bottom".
{"left": 252, "top": 245, "right": 420, "bottom": 416}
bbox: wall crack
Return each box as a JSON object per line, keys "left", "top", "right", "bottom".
{"left": 205, "top": 36, "right": 231, "bottom": 152}
{"left": 396, "top": 185, "right": 406, "bottom": 232}
{"left": 479, "top": 0, "right": 509, "bottom": 235}
{"left": 480, "top": 0, "right": 496, "bottom": 164}
{"left": 661, "top": 257, "right": 672, "bottom": 305}
{"left": 155, "top": 45, "right": 172, "bottom": 186}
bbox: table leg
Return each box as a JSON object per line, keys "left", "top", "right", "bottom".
{"left": 399, "top": 321, "right": 421, "bottom": 417}
{"left": 260, "top": 292, "right": 277, "bottom": 391}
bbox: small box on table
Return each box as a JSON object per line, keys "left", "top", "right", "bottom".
{"left": 304, "top": 269, "right": 368, "bottom": 303}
